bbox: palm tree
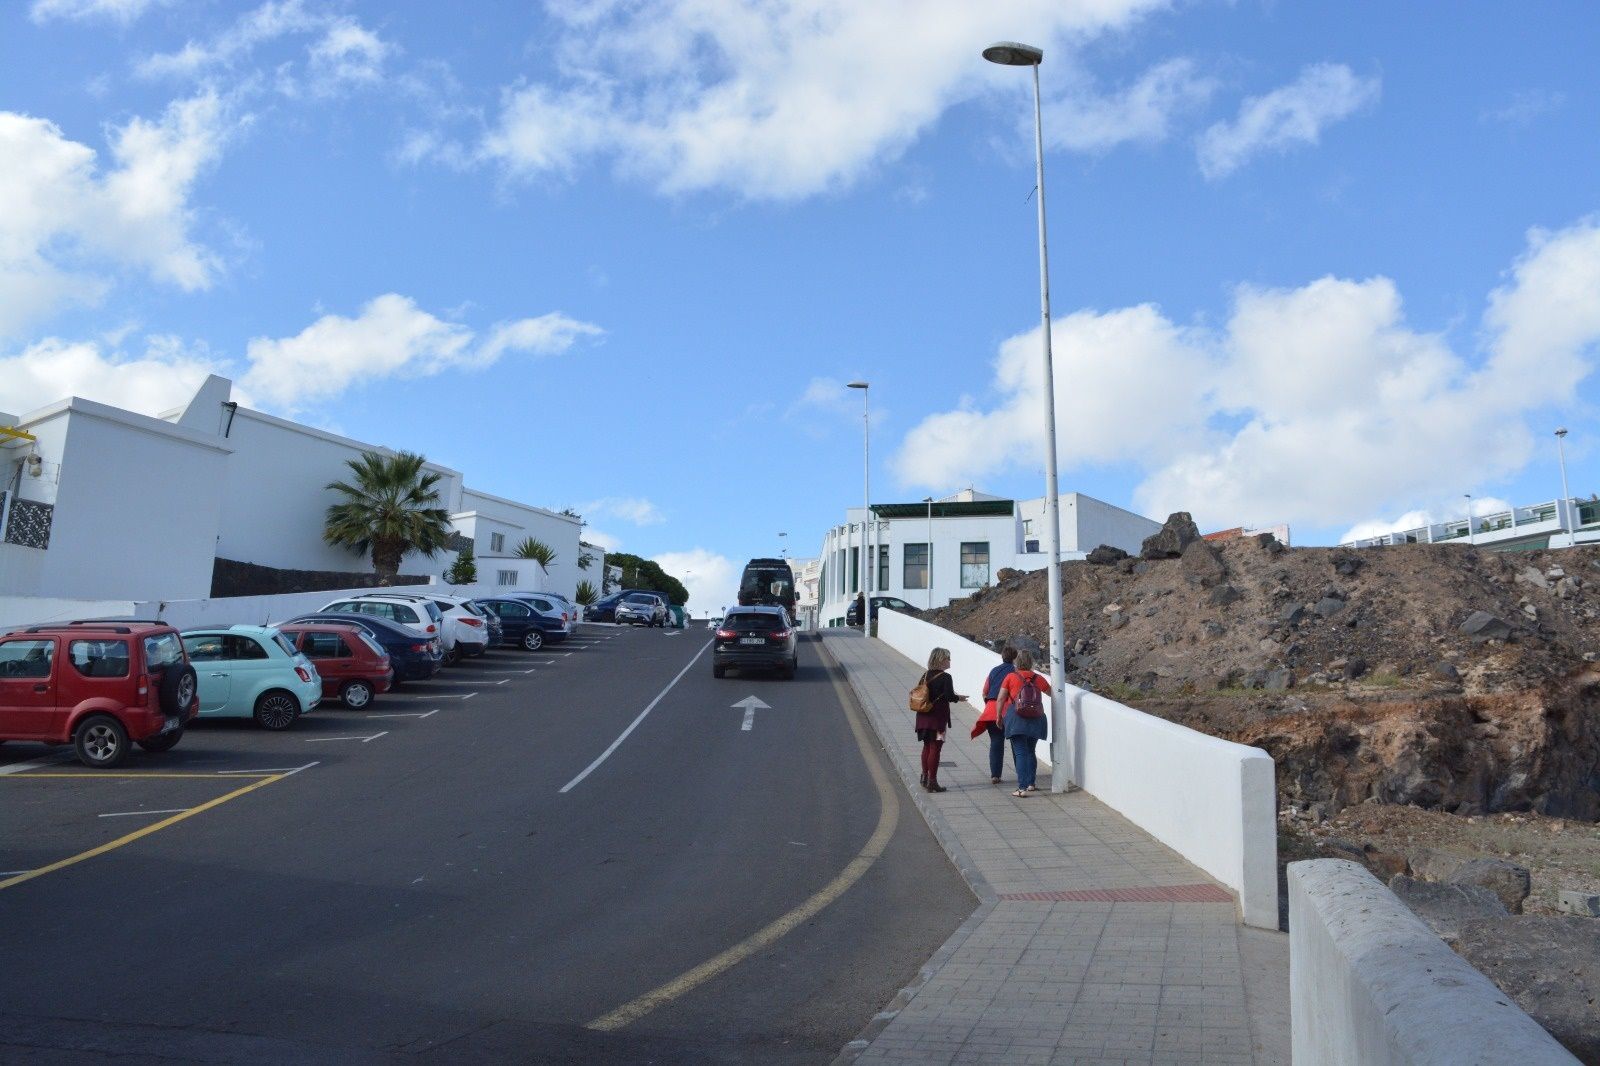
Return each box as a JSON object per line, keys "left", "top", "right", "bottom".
{"left": 513, "top": 537, "right": 557, "bottom": 569}
{"left": 574, "top": 579, "right": 598, "bottom": 606}
{"left": 323, "top": 450, "right": 452, "bottom": 581}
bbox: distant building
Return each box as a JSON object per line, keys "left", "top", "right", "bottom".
{"left": 1204, "top": 523, "right": 1292, "bottom": 547}
{"left": 814, "top": 489, "right": 1160, "bottom": 628}
{"left": 789, "top": 556, "right": 821, "bottom": 629}
{"left": 1340, "top": 496, "right": 1600, "bottom": 552}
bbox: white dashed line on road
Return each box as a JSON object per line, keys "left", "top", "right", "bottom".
{"left": 303, "top": 733, "right": 388, "bottom": 743}
{"left": 367, "top": 709, "right": 439, "bottom": 719}
{"left": 0, "top": 753, "right": 74, "bottom": 776}
{"left": 99, "top": 809, "right": 191, "bottom": 818}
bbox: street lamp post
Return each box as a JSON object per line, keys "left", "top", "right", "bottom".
{"left": 848, "top": 381, "right": 870, "bottom": 635}
{"left": 1556, "top": 428, "right": 1572, "bottom": 539}
{"left": 1465, "top": 494, "right": 1475, "bottom": 546}
{"left": 923, "top": 496, "right": 934, "bottom": 611}
{"left": 983, "top": 40, "right": 1072, "bottom": 791}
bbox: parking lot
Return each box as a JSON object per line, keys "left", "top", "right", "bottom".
{"left": 0, "top": 621, "right": 969, "bottom": 1065}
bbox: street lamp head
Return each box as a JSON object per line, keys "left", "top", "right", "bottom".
{"left": 1556, "top": 427, "right": 1569, "bottom": 438}
{"left": 982, "top": 41, "right": 1043, "bottom": 66}
{"left": 846, "top": 380, "right": 869, "bottom": 390}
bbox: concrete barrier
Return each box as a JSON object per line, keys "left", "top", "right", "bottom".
{"left": 1289, "top": 860, "right": 1577, "bottom": 1065}
{"left": 876, "top": 608, "right": 1278, "bottom": 929}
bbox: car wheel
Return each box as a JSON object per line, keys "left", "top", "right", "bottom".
{"left": 341, "top": 679, "right": 375, "bottom": 709}
{"left": 74, "top": 714, "right": 128, "bottom": 768}
{"left": 784, "top": 657, "right": 798, "bottom": 680}
{"left": 253, "top": 691, "right": 300, "bottom": 731}
{"left": 138, "top": 728, "right": 182, "bottom": 753}
{"left": 443, "top": 644, "right": 460, "bottom": 666}
{"left": 522, "top": 630, "right": 544, "bottom": 652}
{"left": 713, "top": 664, "right": 725, "bottom": 678}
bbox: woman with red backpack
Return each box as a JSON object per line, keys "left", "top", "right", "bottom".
{"left": 996, "top": 648, "right": 1051, "bottom": 798}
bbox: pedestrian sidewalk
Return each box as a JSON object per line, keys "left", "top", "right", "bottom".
{"left": 821, "top": 632, "right": 1288, "bottom": 1066}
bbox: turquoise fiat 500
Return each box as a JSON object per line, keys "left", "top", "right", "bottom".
{"left": 180, "top": 625, "right": 321, "bottom": 730}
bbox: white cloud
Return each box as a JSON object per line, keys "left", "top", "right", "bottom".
{"left": 136, "top": 1, "right": 392, "bottom": 97}
{"left": 579, "top": 497, "right": 666, "bottom": 526}
{"left": 1481, "top": 88, "right": 1566, "bottom": 126}
{"left": 584, "top": 529, "right": 623, "bottom": 552}
{"left": 30, "top": 0, "right": 166, "bottom": 23}
{"left": 894, "top": 216, "right": 1600, "bottom": 538}
{"left": 240, "top": 294, "right": 601, "bottom": 410}
{"left": 1197, "top": 62, "right": 1379, "bottom": 179}
{"left": 1341, "top": 497, "right": 1512, "bottom": 544}
{"left": 1046, "top": 58, "right": 1216, "bottom": 153}
{"left": 465, "top": 0, "right": 1170, "bottom": 200}
{"left": 0, "top": 335, "right": 221, "bottom": 416}
{"left": 653, "top": 548, "right": 739, "bottom": 615}
{"left": 0, "top": 91, "right": 235, "bottom": 337}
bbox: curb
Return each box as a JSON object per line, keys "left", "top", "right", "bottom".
{"left": 817, "top": 636, "right": 998, "bottom": 1066}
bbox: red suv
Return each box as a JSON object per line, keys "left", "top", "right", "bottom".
{"left": 280, "top": 623, "right": 393, "bottom": 709}
{"left": 0, "top": 621, "right": 199, "bottom": 768}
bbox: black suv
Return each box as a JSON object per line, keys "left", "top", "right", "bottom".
{"left": 846, "top": 595, "right": 922, "bottom": 627}
{"left": 713, "top": 606, "right": 798, "bottom": 679}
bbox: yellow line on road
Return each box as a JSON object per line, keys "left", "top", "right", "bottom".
{"left": 0, "top": 774, "right": 285, "bottom": 893}
{"left": 586, "top": 641, "right": 901, "bottom": 1032}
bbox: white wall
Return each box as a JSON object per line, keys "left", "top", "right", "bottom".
{"left": 877, "top": 608, "right": 1278, "bottom": 929}
{"left": 1018, "top": 493, "right": 1161, "bottom": 555}
{"left": 1, "top": 400, "right": 230, "bottom": 601}
{"left": 457, "top": 487, "right": 581, "bottom": 599}
{"left": 1289, "top": 860, "right": 1577, "bottom": 1065}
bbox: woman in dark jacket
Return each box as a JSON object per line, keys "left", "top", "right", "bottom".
{"left": 916, "top": 647, "right": 966, "bottom": 793}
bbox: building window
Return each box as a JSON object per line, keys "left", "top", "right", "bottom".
{"left": 849, "top": 547, "right": 859, "bottom": 593}
{"left": 1023, "top": 519, "right": 1033, "bottom": 535}
{"left": 496, "top": 569, "right": 517, "bottom": 586}
{"left": 876, "top": 546, "right": 889, "bottom": 591}
{"left": 961, "top": 542, "right": 990, "bottom": 588}
{"left": 904, "top": 543, "right": 929, "bottom": 590}
{"left": 490, "top": 532, "right": 505, "bottom": 553}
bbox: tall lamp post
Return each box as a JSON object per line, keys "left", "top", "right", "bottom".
{"left": 1465, "top": 494, "right": 1475, "bottom": 546}
{"left": 983, "top": 40, "right": 1072, "bottom": 791}
{"left": 778, "top": 531, "right": 788, "bottom": 557}
{"left": 848, "top": 381, "right": 870, "bottom": 636}
{"left": 1556, "top": 428, "right": 1572, "bottom": 539}
{"left": 923, "top": 496, "right": 934, "bottom": 611}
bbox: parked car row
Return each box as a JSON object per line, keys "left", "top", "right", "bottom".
{"left": 0, "top": 589, "right": 581, "bottom": 768}
{"left": 587, "top": 589, "right": 675, "bottom": 627}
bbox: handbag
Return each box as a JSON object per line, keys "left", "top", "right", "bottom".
{"left": 908, "top": 672, "right": 932, "bottom": 713}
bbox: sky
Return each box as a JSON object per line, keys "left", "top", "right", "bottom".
{"left": 3, "top": 1, "right": 1599, "bottom": 613}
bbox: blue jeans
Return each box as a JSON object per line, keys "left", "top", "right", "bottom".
{"left": 1010, "top": 736, "right": 1039, "bottom": 791}
{"left": 985, "top": 724, "right": 1006, "bottom": 780}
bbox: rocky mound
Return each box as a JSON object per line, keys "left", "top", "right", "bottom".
{"left": 929, "top": 516, "right": 1600, "bottom": 819}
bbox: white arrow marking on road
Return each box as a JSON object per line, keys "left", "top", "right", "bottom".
{"left": 733, "top": 695, "right": 771, "bottom": 731}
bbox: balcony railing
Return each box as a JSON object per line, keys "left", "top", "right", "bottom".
{"left": 0, "top": 491, "right": 53, "bottom": 549}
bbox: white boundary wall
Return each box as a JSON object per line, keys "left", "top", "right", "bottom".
{"left": 1289, "top": 860, "right": 1577, "bottom": 1065}
{"left": 877, "top": 609, "right": 1278, "bottom": 929}
{"left": 1, "top": 580, "right": 510, "bottom": 634}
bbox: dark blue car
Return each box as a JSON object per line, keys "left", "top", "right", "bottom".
{"left": 477, "top": 598, "right": 570, "bottom": 652}
{"left": 284, "top": 612, "right": 443, "bottom": 682}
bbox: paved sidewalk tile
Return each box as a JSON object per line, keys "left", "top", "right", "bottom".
{"left": 823, "top": 633, "right": 1286, "bottom": 1066}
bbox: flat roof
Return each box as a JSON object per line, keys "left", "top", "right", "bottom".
{"left": 870, "top": 500, "right": 1014, "bottom": 519}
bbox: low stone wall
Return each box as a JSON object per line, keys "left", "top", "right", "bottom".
{"left": 876, "top": 608, "right": 1278, "bottom": 929}
{"left": 1289, "top": 859, "right": 1578, "bottom": 1065}
{"left": 210, "top": 557, "right": 430, "bottom": 597}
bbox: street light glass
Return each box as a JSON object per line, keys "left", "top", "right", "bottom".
{"left": 847, "top": 381, "right": 869, "bottom": 389}
{"left": 1556, "top": 427, "right": 1569, "bottom": 437}
{"left": 982, "top": 41, "right": 1043, "bottom": 66}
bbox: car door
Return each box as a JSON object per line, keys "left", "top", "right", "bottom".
{"left": 0, "top": 636, "right": 59, "bottom": 738}
{"left": 181, "top": 634, "right": 232, "bottom": 715}
{"left": 299, "top": 631, "right": 349, "bottom": 694}
{"left": 224, "top": 634, "right": 276, "bottom": 711}
{"left": 492, "top": 599, "right": 532, "bottom": 640}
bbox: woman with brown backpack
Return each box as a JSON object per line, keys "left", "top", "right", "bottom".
{"left": 910, "top": 647, "right": 966, "bottom": 793}
{"left": 996, "top": 649, "right": 1051, "bottom": 797}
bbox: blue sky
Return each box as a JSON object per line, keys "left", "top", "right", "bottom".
{"left": 3, "top": 1, "right": 1598, "bottom": 610}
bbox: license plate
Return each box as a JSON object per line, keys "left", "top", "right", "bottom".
{"left": 739, "top": 637, "right": 764, "bottom": 645}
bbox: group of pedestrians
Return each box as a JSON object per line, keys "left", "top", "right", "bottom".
{"left": 911, "top": 645, "right": 1050, "bottom": 798}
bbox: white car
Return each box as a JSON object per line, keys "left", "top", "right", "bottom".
{"left": 422, "top": 594, "right": 494, "bottom": 662}
{"left": 321, "top": 594, "right": 447, "bottom": 655}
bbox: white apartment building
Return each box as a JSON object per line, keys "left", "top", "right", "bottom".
{"left": 814, "top": 489, "right": 1160, "bottom": 628}
{"left": 1340, "top": 496, "right": 1600, "bottom": 552}
{"left": 1, "top": 376, "right": 588, "bottom": 602}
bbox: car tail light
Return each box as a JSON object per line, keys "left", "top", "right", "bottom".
{"left": 295, "top": 666, "right": 313, "bottom": 682}
{"left": 771, "top": 629, "right": 791, "bottom": 640}
{"left": 411, "top": 643, "right": 429, "bottom": 653}
{"left": 716, "top": 628, "right": 736, "bottom": 640}
{"left": 460, "top": 617, "right": 483, "bottom": 627}
{"left": 426, "top": 624, "right": 436, "bottom": 633}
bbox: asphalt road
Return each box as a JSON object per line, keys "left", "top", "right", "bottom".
{"left": 0, "top": 624, "right": 974, "bottom": 1063}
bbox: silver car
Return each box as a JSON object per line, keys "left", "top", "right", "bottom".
{"left": 615, "top": 593, "right": 666, "bottom": 627}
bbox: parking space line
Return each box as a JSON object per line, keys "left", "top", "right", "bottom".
{"left": 367, "top": 709, "right": 439, "bottom": 719}
{"left": 0, "top": 753, "right": 74, "bottom": 776}
{"left": 99, "top": 808, "right": 191, "bottom": 818}
{"left": 559, "top": 639, "right": 713, "bottom": 794}
{"left": 0, "top": 772, "right": 289, "bottom": 893}
{"left": 4, "top": 772, "right": 276, "bottom": 780}
{"left": 214, "top": 762, "right": 319, "bottom": 776}
{"left": 303, "top": 732, "right": 388, "bottom": 743}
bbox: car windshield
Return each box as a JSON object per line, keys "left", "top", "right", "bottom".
{"left": 143, "top": 631, "right": 183, "bottom": 669}
{"left": 357, "top": 632, "right": 386, "bottom": 657}
{"left": 270, "top": 633, "right": 298, "bottom": 657}
{"left": 741, "top": 570, "right": 791, "bottom": 597}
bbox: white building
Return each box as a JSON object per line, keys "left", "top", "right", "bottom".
{"left": 1340, "top": 496, "right": 1600, "bottom": 552}
{"left": 789, "top": 556, "right": 821, "bottom": 629}
{"left": 814, "top": 489, "right": 1160, "bottom": 628}
{"left": 1, "top": 376, "right": 586, "bottom": 602}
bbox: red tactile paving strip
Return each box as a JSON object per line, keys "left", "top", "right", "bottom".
{"left": 999, "top": 884, "right": 1234, "bottom": 903}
